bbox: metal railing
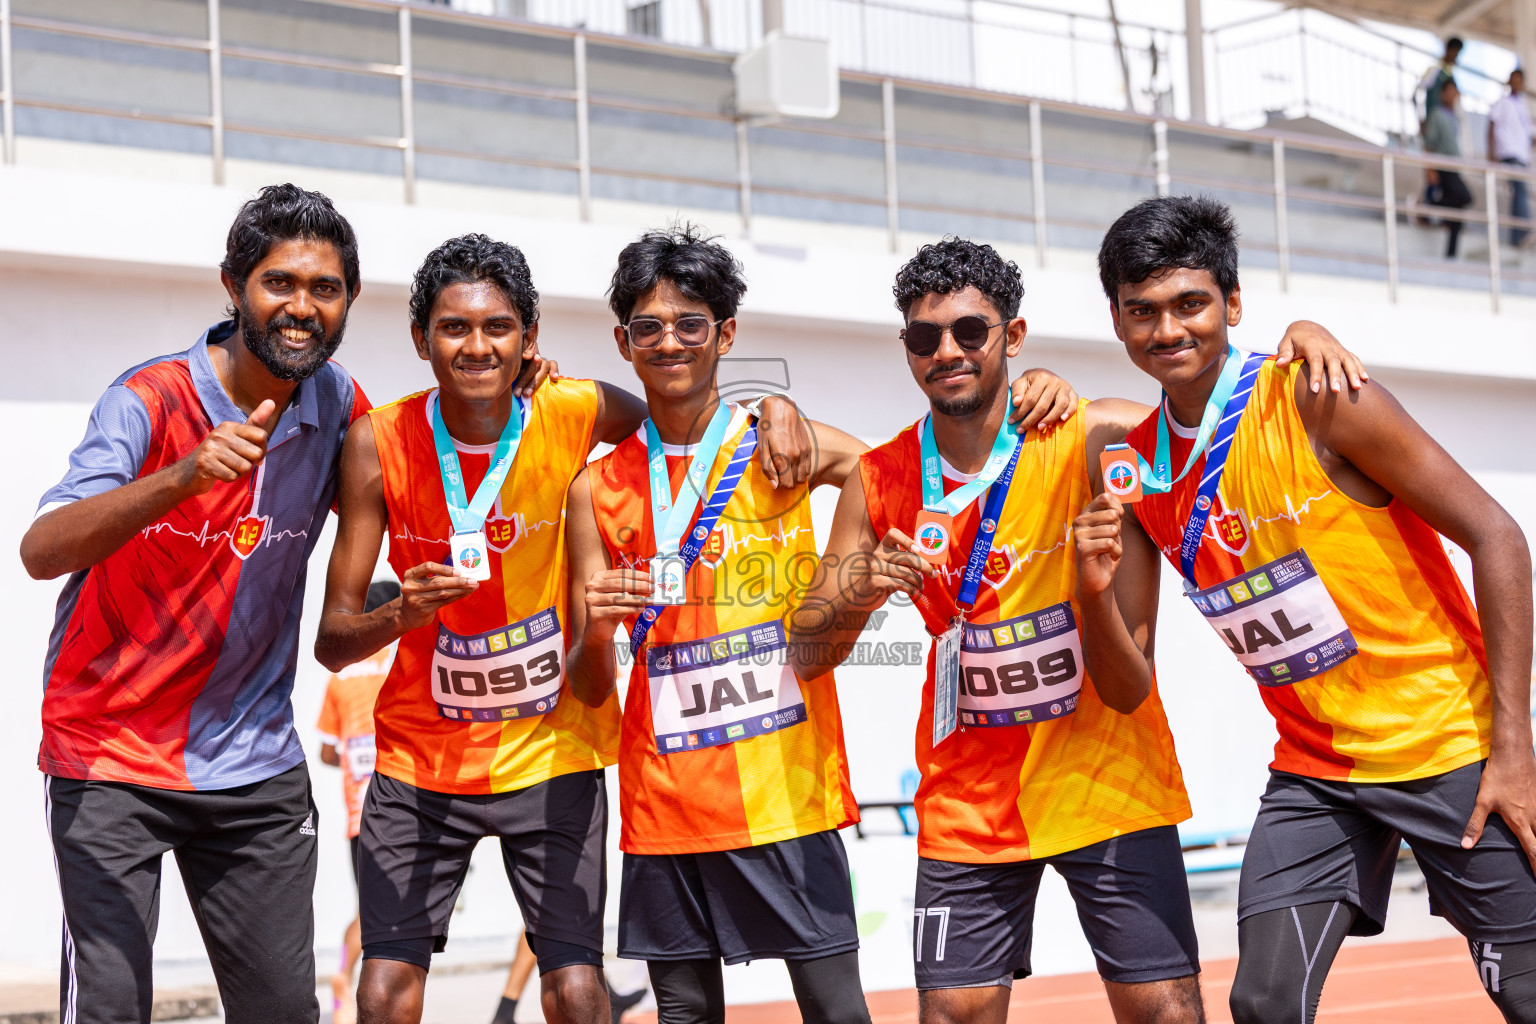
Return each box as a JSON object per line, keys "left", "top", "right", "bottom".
{"left": 0, "top": 0, "right": 1532, "bottom": 312}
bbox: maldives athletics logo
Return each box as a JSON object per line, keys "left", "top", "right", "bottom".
{"left": 915, "top": 520, "right": 950, "bottom": 558}
{"left": 458, "top": 546, "right": 485, "bottom": 571}
{"left": 1104, "top": 460, "right": 1138, "bottom": 496}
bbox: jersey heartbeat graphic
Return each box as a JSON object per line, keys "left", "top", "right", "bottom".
{"left": 1156, "top": 489, "right": 1334, "bottom": 561}
{"left": 857, "top": 406, "right": 1190, "bottom": 864}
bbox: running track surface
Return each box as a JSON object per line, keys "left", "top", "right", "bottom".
{"left": 632, "top": 938, "right": 1498, "bottom": 1024}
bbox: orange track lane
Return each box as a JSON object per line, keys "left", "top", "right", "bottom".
{"left": 630, "top": 938, "right": 1499, "bottom": 1024}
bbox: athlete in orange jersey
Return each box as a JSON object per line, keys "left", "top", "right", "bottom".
{"left": 1091, "top": 196, "right": 1536, "bottom": 1024}
{"left": 317, "top": 578, "right": 399, "bottom": 1024}
{"left": 564, "top": 227, "right": 1076, "bottom": 1024}
{"left": 792, "top": 238, "right": 1364, "bottom": 1024}
{"left": 314, "top": 234, "right": 811, "bottom": 1024}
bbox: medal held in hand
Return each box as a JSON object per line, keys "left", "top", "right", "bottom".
{"left": 430, "top": 391, "right": 526, "bottom": 583}
{"left": 650, "top": 553, "right": 687, "bottom": 605}
{"left": 1100, "top": 443, "right": 1144, "bottom": 504}
{"left": 451, "top": 530, "right": 492, "bottom": 582}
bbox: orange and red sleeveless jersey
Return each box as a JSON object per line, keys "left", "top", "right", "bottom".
{"left": 1127, "top": 359, "right": 1491, "bottom": 783}
{"left": 370, "top": 379, "right": 620, "bottom": 795}
{"left": 316, "top": 646, "right": 391, "bottom": 838}
{"left": 860, "top": 405, "right": 1190, "bottom": 863}
{"left": 588, "top": 409, "right": 858, "bottom": 855}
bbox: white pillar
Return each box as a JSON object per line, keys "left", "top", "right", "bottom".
{"left": 1516, "top": 0, "right": 1535, "bottom": 78}
{"left": 762, "top": 0, "right": 783, "bottom": 36}
{"left": 1185, "top": 0, "right": 1207, "bottom": 122}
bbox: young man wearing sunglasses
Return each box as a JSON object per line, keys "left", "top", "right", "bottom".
{"left": 562, "top": 226, "right": 1079, "bottom": 1024}
{"left": 790, "top": 237, "right": 1363, "bottom": 1024}
{"left": 313, "top": 233, "right": 813, "bottom": 1024}
{"left": 1090, "top": 195, "right": 1536, "bottom": 1024}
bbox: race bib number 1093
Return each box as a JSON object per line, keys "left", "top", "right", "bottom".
{"left": 431, "top": 607, "right": 565, "bottom": 722}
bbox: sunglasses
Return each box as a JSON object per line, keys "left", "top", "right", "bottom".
{"left": 900, "top": 315, "right": 1006, "bottom": 357}
{"left": 624, "top": 315, "right": 724, "bottom": 349}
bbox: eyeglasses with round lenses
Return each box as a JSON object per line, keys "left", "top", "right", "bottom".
{"left": 900, "top": 315, "right": 1006, "bottom": 357}
{"left": 624, "top": 315, "right": 724, "bottom": 349}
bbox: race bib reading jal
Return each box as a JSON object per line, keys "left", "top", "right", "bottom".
{"left": 957, "top": 603, "right": 1084, "bottom": 726}
{"left": 647, "top": 620, "right": 807, "bottom": 754}
{"left": 431, "top": 607, "right": 565, "bottom": 721}
{"left": 1184, "top": 549, "right": 1358, "bottom": 686}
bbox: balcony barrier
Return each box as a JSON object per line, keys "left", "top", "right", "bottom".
{"left": 0, "top": 0, "right": 1531, "bottom": 310}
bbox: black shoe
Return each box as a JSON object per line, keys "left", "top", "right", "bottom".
{"left": 607, "top": 980, "right": 648, "bottom": 1024}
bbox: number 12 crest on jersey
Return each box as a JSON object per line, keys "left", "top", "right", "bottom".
{"left": 230, "top": 461, "right": 270, "bottom": 560}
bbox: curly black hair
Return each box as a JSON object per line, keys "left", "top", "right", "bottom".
{"left": 893, "top": 238, "right": 1024, "bottom": 321}
{"left": 608, "top": 224, "right": 746, "bottom": 324}
{"left": 1097, "top": 195, "right": 1239, "bottom": 302}
{"left": 221, "top": 183, "right": 359, "bottom": 324}
{"left": 409, "top": 233, "right": 539, "bottom": 332}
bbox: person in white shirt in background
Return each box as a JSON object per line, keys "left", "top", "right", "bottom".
{"left": 1488, "top": 68, "right": 1534, "bottom": 248}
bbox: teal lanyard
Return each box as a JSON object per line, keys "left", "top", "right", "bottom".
{"left": 1142, "top": 344, "right": 1246, "bottom": 495}
{"left": 644, "top": 402, "right": 733, "bottom": 557}
{"left": 919, "top": 414, "right": 1018, "bottom": 514}
{"left": 429, "top": 392, "right": 525, "bottom": 536}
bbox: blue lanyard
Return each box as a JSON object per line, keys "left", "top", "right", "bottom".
{"left": 644, "top": 403, "right": 733, "bottom": 556}
{"left": 429, "top": 392, "right": 525, "bottom": 536}
{"left": 954, "top": 439, "right": 1021, "bottom": 611}
{"left": 1142, "top": 345, "right": 1247, "bottom": 495}
{"left": 1174, "top": 351, "right": 1267, "bottom": 582}
{"left": 629, "top": 426, "right": 760, "bottom": 656}
{"left": 920, "top": 414, "right": 1018, "bottom": 514}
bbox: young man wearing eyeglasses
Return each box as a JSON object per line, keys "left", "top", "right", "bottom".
{"left": 561, "top": 226, "right": 1084, "bottom": 1023}
{"left": 789, "top": 238, "right": 1363, "bottom": 1024}
{"left": 312, "top": 233, "right": 814, "bottom": 1024}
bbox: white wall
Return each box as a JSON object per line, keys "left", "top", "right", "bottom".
{"left": 4, "top": 165, "right": 1535, "bottom": 984}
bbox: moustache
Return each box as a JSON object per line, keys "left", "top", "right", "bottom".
{"left": 925, "top": 360, "right": 979, "bottom": 382}
{"left": 265, "top": 312, "right": 326, "bottom": 343}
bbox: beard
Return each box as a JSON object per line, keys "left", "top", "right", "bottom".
{"left": 238, "top": 296, "right": 346, "bottom": 382}
{"left": 927, "top": 361, "right": 987, "bottom": 417}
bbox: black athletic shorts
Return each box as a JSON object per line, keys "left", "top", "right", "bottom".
{"left": 44, "top": 765, "right": 320, "bottom": 1024}
{"left": 913, "top": 824, "right": 1200, "bottom": 989}
{"left": 618, "top": 828, "right": 860, "bottom": 964}
{"left": 1239, "top": 762, "right": 1536, "bottom": 942}
{"left": 358, "top": 769, "right": 607, "bottom": 970}
{"left": 349, "top": 834, "right": 360, "bottom": 887}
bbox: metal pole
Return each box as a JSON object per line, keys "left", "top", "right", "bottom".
{"left": 399, "top": 5, "right": 416, "bottom": 204}
{"left": 1153, "top": 119, "right": 1169, "bottom": 195}
{"left": 575, "top": 33, "right": 591, "bottom": 222}
{"left": 882, "top": 77, "right": 899, "bottom": 253}
{"left": 1, "top": 0, "right": 14, "bottom": 166}
{"left": 1297, "top": 13, "right": 1309, "bottom": 120}
{"left": 1029, "top": 99, "right": 1046, "bottom": 268}
{"left": 1272, "top": 137, "right": 1289, "bottom": 292}
{"left": 208, "top": 0, "right": 224, "bottom": 185}
{"left": 1382, "top": 153, "right": 1398, "bottom": 303}
{"left": 735, "top": 119, "right": 752, "bottom": 237}
{"left": 1486, "top": 165, "right": 1501, "bottom": 314}
{"left": 1184, "top": 0, "right": 1206, "bottom": 122}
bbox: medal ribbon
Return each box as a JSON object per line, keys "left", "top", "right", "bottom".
{"left": 629, "top": 426, "right": 760, "bottom": 656}
{"left": 1140, "top": 344, "right": 1247, "bottom": 495}
{"left": 430, "top": 391, "right": 525, "bottom": 536}
{"left": 645, "top": 403, "right": 734, "bottom": 557}
{"left": 955, "top": 440, "right": 1021, "bottom": 612}
{"left": 920, "top": 414, "right": 1018, "bottom": 515}
{"left": 1172, "top": 350, "right": 1267, "bottom": 582}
